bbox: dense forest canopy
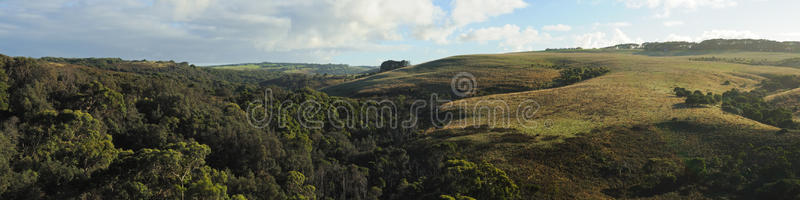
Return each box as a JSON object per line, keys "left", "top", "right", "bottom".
{"left": 0, "top": 54, "right": 519, "bottom": 199}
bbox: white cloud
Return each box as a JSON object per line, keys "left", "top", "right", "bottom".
{"left": 451, "top": 0, "right": 528, "bottom": 26}
{"left": 414, "top": 26, "right": 460, "bottom": 44}
{"left": 663, "top": 20, "right": 684, "bottom": 27}
{"left": 0, "top": 0, "right": 531, "bottom": 62}
{"left": 459, "top": 24, "right": 552, "bottom": 51}
{"left": 542, "top": 24, "right": 572, "bottom": 32}
{"left": 619, "top": 0, "right": 738, "bottom": 17}
{"left": 0, "top": 0, "right": 468, "bottom": 64}
{"left": 416, "top": 0, "right": 528, "bottom": 44}
{"left": 575, "top": 28, "right": 643, "bottom": 48}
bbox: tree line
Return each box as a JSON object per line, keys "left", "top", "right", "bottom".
{"left": 643, "top": 39, "right": 800, "bottom": 53}
{"left": 690, "top": 57, "right": 800, "bottom": 68}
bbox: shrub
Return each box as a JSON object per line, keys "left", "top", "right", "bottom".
{"left": 678, "top": 89, "right": 720, "bottom": 106}
{"left": 553, "top": 67, "right": 610, "bottom": 86}
{"left": 673, "top": 87, "right": 690, "bottom": 97}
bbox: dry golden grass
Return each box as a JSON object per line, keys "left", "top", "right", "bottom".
{"left": 323, "top": 50, "right": 800, "bottom": 144}
{"left": 441, "top": 52, "right": 800, "bottom": 143}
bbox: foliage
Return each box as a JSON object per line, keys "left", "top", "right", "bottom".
{"left": 676, "top": 85, "right": 793, "bottom": 128}
{"left": 0, "top": 68, "right": 9, "bottom": 111}
{"left": 690, "top": 56, "right": 800, "bottom": 68}
{"left": 758, "top": 75, "right": 800, "bottom": 92}
{"left": 642, "top": 41, "right": 697, "bottom": 51}
{"left": 721, "top": 88, "right": 794, "bottom": 128}
{"left": 673, "top": 87, "right": 691, "bottom": 97}
{"left": 643, "top": 39, "right": 800, "bottom": 53}
{"left": 419, "top": 159, "right": 519, "bottom": 200}
{"left": 674, "top": 87, "right": 722, "bottom": 106}
{"left": 0, "top": 54, "right": 524, "bottom": 199}
{"left": 380, "top": 60, "right": 410, "bottom": 72}
{"left": 553, "top": 66, "right": 609, "bottom": 86}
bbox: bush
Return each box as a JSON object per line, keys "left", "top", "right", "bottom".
{"left": 673, "top": 87, "right": 690, "bottom": 97}
{"left": 675, "top": 88, "right": 720, "bottom": 106}
{"left": 722, "top": 88, "right": 795, "bottom": 128}
{"left": 554, "top": 67, "right": 609, "bottom": 86}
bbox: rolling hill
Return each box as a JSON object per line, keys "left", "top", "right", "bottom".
{"left": 321, "top": 54, "right": 565, "bottom": 98}
{"left": 322, "top": 49, "right": 800, "bottom": 199}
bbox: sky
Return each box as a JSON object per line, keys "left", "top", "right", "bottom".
{"left": 1, "top": 0, "right": 799, "bottom": 66}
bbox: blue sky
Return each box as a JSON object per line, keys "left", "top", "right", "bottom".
{"left": 1, "top": 0, "right": 798, "bottom": 66}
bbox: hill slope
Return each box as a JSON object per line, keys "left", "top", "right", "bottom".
{"left": 323, "top": 50, "right": 800, "bottom": 198}
{"left": 321, "top": 54, "right": 575, "bottom": 98}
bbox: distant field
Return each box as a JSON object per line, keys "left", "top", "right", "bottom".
{"left": 206, "top": 62, "right": 376, "bottom": 75}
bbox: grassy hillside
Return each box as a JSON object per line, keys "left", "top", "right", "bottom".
{"left": 321, "top": 54, "right": 577, "bottom": 98}
{"left": 207, "top": 62, "right": 376, "bottom": 75}
{"left": 441, "top": 52, "right": 800, "bottom": 134}
{"left": 434, "top": 51, "right": 800, "bottom": 198}
{"left": 321, "top": 50, "right": 800, "bottom": 198}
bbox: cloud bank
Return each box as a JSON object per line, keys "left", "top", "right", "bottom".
{"left": 0, "top": 0, "right": 526, "bottom": 64}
